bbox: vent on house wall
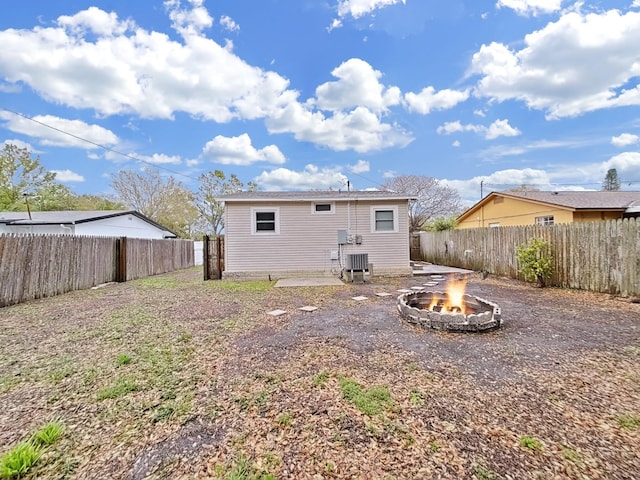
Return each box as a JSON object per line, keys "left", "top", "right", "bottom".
{"left": 346, "top": 253, "right": 369, "bottom": 271}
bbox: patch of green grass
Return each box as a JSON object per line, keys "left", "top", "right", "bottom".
{"left": 0, "top": 375, "right": 22, "bottom": 395}
{"left": 234, "top": 391, "right": 270, "bottom": 413}
{"left": 31, "top": 421, "right": 64, "bottom": 447}
{"left": 217, "top": 454, "right": 276, "bottom": 480}
{"left": 0, "top": 441, "right": 42, "bottom": 479}
{"left": 137, "top": 276, "right": 183, "bottom": 288}
{"left": 116, "top": 354, "right": 132, "bottom": 366}
{"left": 277, "top": 413, "right": 292, "bottom": 427}
{"left": 561, "top": 446, "right": 584, "bottom": 467}
{"left": 409, "top": 388, "right": 425, "bottom": 406}
{"left": 96, "top": 377, "right": 139, "bottom": 401}
{"left": 519, "top": 436, "right": 542, "bottom": 451}
{"left": 213, "top": 280, "right": 274, "bottom": 293}
{"left": 616, "top": 414, "right": 640, "bottom": 430}
{"left": 312, "top": 371, "right": 330, "bottom": 388}
{"left": 338, "top": 377, "right": 393, "bottom": 416}
{"left": 428, "top": 440, "right": 440, "bottom": 453}
{"left": 474, "top": 463, "right": 499, "bottom": 480}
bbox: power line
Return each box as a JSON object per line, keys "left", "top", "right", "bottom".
{"left": 1, "top": 107, "right": 201, "bottom": 183}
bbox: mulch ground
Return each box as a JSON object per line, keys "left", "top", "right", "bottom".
{"left": 0, "top": 268, "right": 638, "bottom": 479}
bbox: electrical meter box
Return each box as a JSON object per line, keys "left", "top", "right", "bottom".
{"left": 337, "top": 229, "right": 348, "bottom": 245}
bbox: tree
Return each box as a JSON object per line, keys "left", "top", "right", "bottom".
{"left": 110, "top": 167, "right": 199, "bottom": 238}
{"left": 381, "top": 175, "right": 462, "bottom": 233}
{"left": 602, "top": 168, "right": 621, "bottom": 191}
{"left": 423, "top": 216, "right": 458, "bottom": 231}
{"left": 0, "top": 144, "right": 59, "bottom": 211}
{"left": 73, "top": 194, "right": 126, "bottom": 211}
{"left": 194, "top": 170, "right": 257, "bottom": 236}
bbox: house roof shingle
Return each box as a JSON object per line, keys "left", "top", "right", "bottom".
{"left": 216, "top": 190, "right": 414, "bottom": 202}
{"left": 497, "top": 190, "right": 640, "bottom": 210}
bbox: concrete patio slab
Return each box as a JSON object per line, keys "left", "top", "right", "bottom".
{"left": 275, "top": 277, "right": 344, "bottom": 287}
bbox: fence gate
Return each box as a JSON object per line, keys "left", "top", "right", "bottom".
{"left": 203, "top": 235, "right": 224, "bottom": 280}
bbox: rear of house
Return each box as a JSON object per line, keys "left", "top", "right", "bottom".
{"left": 219, "top": 191, "right": 412, "bottom": 279}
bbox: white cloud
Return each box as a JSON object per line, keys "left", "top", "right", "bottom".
{"left": 253, "top": 164, "right": 348, "bottom": 191}
{"left": 315, "top": 58, "right": 401, "bottom": 113}
{"left": 603, "top": 151, "right": 640, "bottom": 179}
{"left": 336, "top": 0, "right": 406, "bottom": 20}
{"left": 486, "top": 119, "right": 522, "bottom": 139}
{"left": 404, "top": 87, "right": 470, "bottom": 115}
{"left": 2, "top": 139, "right": 38, "bottom": 152}
{"left": 633, "top": 1, "right": 640, "bottom": 8}
{"left": 437, "top": 119, "right": 520, "bottom": 139}
{"left": 219, "top": 15, "right": 239, "bottom": 32}
{"left": 201, "top": 133, "right": 286, "bottom": 166}
{"left": 471, "top": 9, "right": 640, "bottom": 118}
{"left": 135, "top": 153, "right": 182, "bottom": 165}
{"left": 266, "top": 103, "right": 413, "bottom": 153}
{"left": 51, "top": 169, "right": 85, "bottom": 182}
{"left": 382, "top": 170, "right": 396, "bottom": 178}
{"left": 496, "top": 0, "right": 563, "bottom": 16}
{"left": 0, "top": 112, "right": 119, "bottom": 148}
{"left": 452, "top": 140, "right": 461, "bottom": 147}
{"left": 611, "top": 133, "right": 639, "bottom": 147}
{"left": 474, "top": 109, "right": 486, "bottom": 117}
{"left": 0, "top": 3, "right": 292, "bottom": 123}
{"left": 349, "top": 159, "right": 370, "bottom": 173}
{"left": 443, "top": 168, "right": 552, "bottom": 203}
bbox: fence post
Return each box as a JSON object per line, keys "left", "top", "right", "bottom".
{"left": 203, "top": 235, "right": 210, "bottom": 280}
{"left": 216, "top": 236, "right": 223, "bottom": 279}
{"left": 116, "top": 236, "right": 127, "bottom": 282}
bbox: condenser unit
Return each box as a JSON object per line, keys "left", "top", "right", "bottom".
{"left": 345, "top": 253, "right": 369, "bottom": 271}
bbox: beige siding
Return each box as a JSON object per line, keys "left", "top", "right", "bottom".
{"left": 224, "top": 200, "right": 411, "bottom": 278}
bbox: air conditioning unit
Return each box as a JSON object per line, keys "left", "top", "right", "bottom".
{"left": 346, "top": 253, "right": 369, "bottom": 271}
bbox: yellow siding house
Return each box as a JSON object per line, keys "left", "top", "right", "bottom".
{"left": 457, "top": 191, "right": 640, "bottom": 229}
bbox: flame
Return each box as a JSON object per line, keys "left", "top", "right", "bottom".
{"left": 426, "top": 275, "right": 467, "bottom": 315}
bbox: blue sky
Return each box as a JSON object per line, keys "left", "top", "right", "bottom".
{"left": 1, "top": 0, "right": 639, "bottom": 205}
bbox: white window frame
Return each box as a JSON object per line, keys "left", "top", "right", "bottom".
{"left": 535, "top": 215, "right": 554, "bottom": 226}
{"left": 370, "top": 206, "right": 398, "bottom": 233}
{"left": 311, "top": 202, "right": 334, "bottom": 214}
{"left": 251, "top": 207, "right": 280, "bottom": 235}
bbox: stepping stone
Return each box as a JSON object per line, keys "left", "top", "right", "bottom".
{"left": 411, "top": 286, "right": 425, "bottom": 290}
{"left": 423, "top": 282, "right": 439, "bottom": 287}
{"left": 431, "top": 275, "right": 445, "bottom": 280}
{"left": 397, "top": 289, "right": 413, "bottom": 293}
{"left": 299, "top": 306, "right": 318, "bottom": 312}
{"left": 267, "top": 309, "right": 287, "bottom": 316}
{"left": 375, "top": 292, "right": 393, "bottom": 297}
{"left": 352, "top": 296, "right": 368, "bottom": 301}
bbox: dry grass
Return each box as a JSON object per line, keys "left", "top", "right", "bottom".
{"left": 0, "top": 267, "right": 639, "bottom": 479}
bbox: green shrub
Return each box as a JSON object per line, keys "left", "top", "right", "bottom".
{"left": 516, "top": 238, "right": 553, "bottom": 287}
{"left": 31, "top": 422, "right": 63, "bottom": 447}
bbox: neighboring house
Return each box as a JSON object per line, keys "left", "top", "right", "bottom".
{"left": 0, "top": 210, "right": 177, "bottom": 238}
{"left": 457, "top": 191, "right": 640, "bottom": 229}
{"left": 217, "top": 191, "right": 413, "bottom": 279}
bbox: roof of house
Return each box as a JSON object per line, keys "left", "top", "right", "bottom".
{"left": 458, "top": 190, "right": 640, "bottom": 222}
{"left": 0, "top": 210, "right": 177, "bottom": 236}
{"left": 217, "top": 190, "right": 414, "bottom": 202}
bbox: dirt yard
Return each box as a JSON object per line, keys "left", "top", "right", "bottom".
{"left": 0, "top": 268, "right": 638, "bottom": 479}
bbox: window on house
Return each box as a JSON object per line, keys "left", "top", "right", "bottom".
{"left": 313, "top": 202, "right": 333, "bottom": 213}
{"left": 535, "top": 216, "right": 554, "bottom": 226}
{"left": 252, "top": 208, "right": 279, "bottom": 234}
{"left": 371, "top": 207, "right": 398, "bottom": 232}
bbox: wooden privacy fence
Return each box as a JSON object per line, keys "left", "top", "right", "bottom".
{"left": 418, "top": 218, "right": 640, "bottom": 297}
{"left": 202, "top": 235, "right": 224, "bottom": 280}
{"left": 0, "top": 234, "right": 194, "bottom": 307}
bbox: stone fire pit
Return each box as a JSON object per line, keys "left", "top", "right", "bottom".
{"left": 397, "top": 290, "right": 502, "bottom": 332}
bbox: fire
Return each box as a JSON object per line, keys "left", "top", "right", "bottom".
{"left": 427, "top": 275, "right": 468, "bottom": 315}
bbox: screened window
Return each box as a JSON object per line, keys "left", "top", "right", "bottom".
{"left": 313, "top": 203, "right": 333, "bottom": 213}
{"left": 535, "top": 216, "right": 554, "bottom": 226}
{"left": 374, "top": 209, "right": 395, "bottom": 231}
{"left": 252, "top": 208, "right": 279, "bottom": 234}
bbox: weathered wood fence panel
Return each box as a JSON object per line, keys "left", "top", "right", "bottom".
{"left": 125, "top": 238, "right": 194, "bottom": 281}
{"left": 418, "top": 218, "right": 639, "bottom": 296}
{"left": 203, "top": 235, "right": 224, "bottom": 280}
{"left": 0, "top": 235, "right": 195, "bottom": 307}
{"left": 0, "top": 235, "right": 117, "bottom": 307}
